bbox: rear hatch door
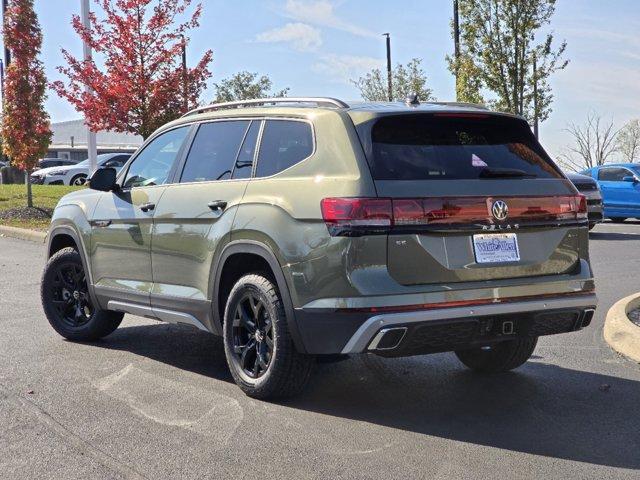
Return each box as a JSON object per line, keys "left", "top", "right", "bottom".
{"left": 352, "top": 111, "right": 585, "bottom": 286}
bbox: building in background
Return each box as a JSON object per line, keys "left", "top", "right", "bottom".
{"left": 46, "top": 120, "right": 143, "bottom": 162}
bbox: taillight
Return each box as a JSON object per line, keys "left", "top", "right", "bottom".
{"left": 321, "top": 195, "right": 587, "bottom": 236}
{"left": 575, "top": 194, "right": 588, "bottom": 220}
{"left": 320, "top": 198, "right": 393, "bottom": 236}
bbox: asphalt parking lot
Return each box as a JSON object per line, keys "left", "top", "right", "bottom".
{"left": 1, "top": 221, "right": 640, "bottom": 480}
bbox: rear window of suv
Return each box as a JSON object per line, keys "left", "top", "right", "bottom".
{"left": 367, "top": 114, "right": 562, "bottom": 180}
{"left": 256, "top": 120, "right": 313, "bottom": 177}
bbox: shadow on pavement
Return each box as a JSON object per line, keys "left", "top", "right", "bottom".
{"left": 94, "top": 323, "right": 640, "bottom": 470}
{"left": 95, "top": 323, "right": 233, "bottom": 383}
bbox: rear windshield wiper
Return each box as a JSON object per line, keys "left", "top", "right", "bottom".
{"left": 478, "top": 167, "right": 536, "bottom": 178}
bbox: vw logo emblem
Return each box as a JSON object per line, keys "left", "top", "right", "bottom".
{"left": 492, "top": 200, "right": 509, "bottom": 221}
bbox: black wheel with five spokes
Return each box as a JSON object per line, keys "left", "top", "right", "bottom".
{"left": 223, "top": 274, "right": 314, "bottom": 399}
{"left": 230, "top": 292, "right": 274, "bottom": 379}
{"left": 41, "top": 247, "right": 123, "bottom": 341}
{"left": 49, "top": 261, "right": 93, "bottom": 328}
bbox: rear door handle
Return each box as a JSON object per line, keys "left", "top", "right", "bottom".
{"left": 207, "top": 200, "right": 228, "bottom": 211}
{"left": 140, "top": 202, "right": 155, "bottom": 212}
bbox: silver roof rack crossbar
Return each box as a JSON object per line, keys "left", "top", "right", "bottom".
{"left": 182, "top": 97, "right": 349, "bottom": 117}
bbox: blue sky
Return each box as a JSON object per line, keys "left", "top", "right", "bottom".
{"left": 7, "top": 0, "right": 640, "bottom": 158}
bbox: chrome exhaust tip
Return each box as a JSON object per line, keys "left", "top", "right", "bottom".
{"left": 368, "top": 327, "right": 408, "bottom": 351}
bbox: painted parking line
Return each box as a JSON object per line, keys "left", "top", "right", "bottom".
{"left": 94, "top": 364, "right": 243, "bottom": 441}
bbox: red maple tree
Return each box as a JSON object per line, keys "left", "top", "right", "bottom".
{"left": 1, "top": 0, "right": 52, "bottom": 178}
{"left": 52, "top": 0, "right": 213, "bottom": 139}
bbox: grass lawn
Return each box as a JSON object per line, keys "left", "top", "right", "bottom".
{"left": 0, "top": 184, "right": 82, "bottom": 231}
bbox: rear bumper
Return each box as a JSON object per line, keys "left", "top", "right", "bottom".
{"left": 580, "top": 189, "right": 602, "bottom": 223}
{"left": 295, "top": 293, "right": 597, "bottom": 355}
{"left": 587, "top": 200, "right": 603, "bottom": 223}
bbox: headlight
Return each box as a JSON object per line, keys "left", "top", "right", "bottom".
{"left": 49, "top": 170, "right": 67, "bottom": 176}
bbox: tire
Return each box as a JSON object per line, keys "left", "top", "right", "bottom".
{"left": 455, "top": 337, "right": 538, "bottom": 373}
{"left": 223, "top": 274, "right": 313, "bottom": 399}
{"left": 610, "top": 217, "right": 627, "bottom": 223}
{"left": 41, "top": 247, "right": 123, "bottom": 341}
{"left": 70, "top": 174, "right": 87, "bottom": 186}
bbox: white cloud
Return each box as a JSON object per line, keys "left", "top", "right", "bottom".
{"left": 256, "top": 22, "right": 322, "bottom": 51}
{"left": 313, "top": 54, "right": 381, "bottom": 83}
{"left": 557, "top": 63, "right": 640, "bottom": 112}
{"left": 284, "top": 0, "right": 375, "bottom": 38}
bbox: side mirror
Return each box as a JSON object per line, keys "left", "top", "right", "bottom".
{"left": 89, "top": 167, "right": 118, "bottom": 192}
{"left": 622, "top": 175, "right": 638, "bottom": 183}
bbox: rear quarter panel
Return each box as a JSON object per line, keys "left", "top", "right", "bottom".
{"left": 231, "top": 110, "right": 378, "bottom": 307}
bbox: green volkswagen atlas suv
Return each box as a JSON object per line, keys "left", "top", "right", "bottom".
{"left": 41, "top": 97, "right": 596, "bottom": 399}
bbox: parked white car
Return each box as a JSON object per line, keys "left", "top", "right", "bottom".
{"left": 30, "top": 153, "right": 132, "bottom": 186}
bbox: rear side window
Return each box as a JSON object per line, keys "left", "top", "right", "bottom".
{"left": 598, "top": 167, "right": 629, "bottom": 181}
{"left": 181, "top": 121, "right": 249, "bottom": 183}
{"left": 256, "top": 120, "right": 313, "bottom": 178}
{"left": 368, "top": 114, "right": 562, "bottom": 180}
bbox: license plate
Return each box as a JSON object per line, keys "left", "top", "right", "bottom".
{"left": 473, "top": 233, "right": 520, "bottom": 264}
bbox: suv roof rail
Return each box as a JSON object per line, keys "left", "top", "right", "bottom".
{"left": 182, "top": 97, "right": 350, "bottom": 117}
{"left": 429, "top": 101, "right": 490, "bottom": 110}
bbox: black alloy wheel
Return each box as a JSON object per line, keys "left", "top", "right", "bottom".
{"left": 41, "top": 247, "right": 123, "bottom": 341}
{"left": 222, "top": 273, "right": 314, "bottom": 399}
{"left": 231, "top": 293, "right": 274, "bottom": 379}
{"left": 50, "top": 261, "right": 93, "bottom": 328}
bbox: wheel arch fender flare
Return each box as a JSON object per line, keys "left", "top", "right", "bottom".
{"left": 212, "top": 240, "right": 307, "bottom": 353}
{"left": 47, "top": 225, "right": 98, "bottom": 307}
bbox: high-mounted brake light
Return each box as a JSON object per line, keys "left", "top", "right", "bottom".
{"left": 321, "top": 195, "right": 587, "bottom": 236}
{"left": 432, "top": 113, "right": 490, "bottom": 119}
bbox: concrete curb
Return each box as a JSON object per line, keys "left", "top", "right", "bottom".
{"left": 604, "top": 293, "right": 640, "bottom": 363}
{"left": 0, "top": 225, "right": 47, "bottom": 244}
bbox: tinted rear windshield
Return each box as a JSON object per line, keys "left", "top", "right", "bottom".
{"left": 368, "top": 114, "right": 562, "bottom": 180}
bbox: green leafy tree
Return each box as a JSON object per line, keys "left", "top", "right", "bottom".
{"left": 1, "top": 0, "right": 52, "bottom": 207}
{"left": 448, "top": 54, "right": 484, "bottom": 105}
{"left": 214, "top": 71, "right": 289, "bottom": 102}
{"left": 351, "top": 58, "right": 434, "bottom": 102}
{"left": 449, "top": 0, "right": 568, "bottom": 121}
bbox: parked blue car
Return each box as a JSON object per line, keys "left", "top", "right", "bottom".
{"left": 581, "top": 164, "right": 640, "bottom": 222}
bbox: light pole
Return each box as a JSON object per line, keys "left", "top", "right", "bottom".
{"left": 0, "top": 59, "right": 4, "bottom": 109}
{"left": 2, "top": 0, "right": 10, "bottom": 168}
{"left": 533, "top": 52, "right": 539, "bottom": 140}
{"left": 383, "top": 33, "right": 392, "bottom": 101}
{"left": 2, "top": 0, "right": 10, "bottom": 69}
{"left": 181, "top": 34, "right": 188, "bottom": 112}
{"left": 81, "top": 0, "right": 97, "bottom": 175}
{"left": 453, "top": 0, "right": 460, "bottom": 100}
